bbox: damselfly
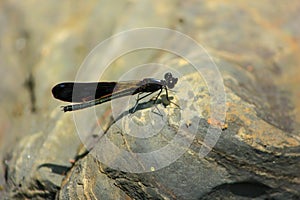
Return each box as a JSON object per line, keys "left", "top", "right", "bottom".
{"left": 52, "top": 72, "right": 178, "bottom": 112}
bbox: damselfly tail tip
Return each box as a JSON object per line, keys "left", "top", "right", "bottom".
{"left": 60, "top": 105, "right": 69, "bottom": 112}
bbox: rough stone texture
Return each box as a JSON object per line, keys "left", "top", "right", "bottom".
{"left": 1, "top": 0, "right": 300, "bottom": 200}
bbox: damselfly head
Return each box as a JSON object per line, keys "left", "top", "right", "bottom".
{"left": 164, "top": 72, "right": 178, "bottom": 89}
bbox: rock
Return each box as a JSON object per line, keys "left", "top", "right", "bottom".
{"left": 56, "top": 71, "right": 300, "bottom": 199}
{"left": 4, "top": 113, "right": 80, "bottom": 199}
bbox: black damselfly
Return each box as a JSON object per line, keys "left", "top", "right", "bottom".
{"left": 52, "top": 72, "right": 178, "bottom": 112}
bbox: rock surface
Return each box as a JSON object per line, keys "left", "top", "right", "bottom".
{"left": 1, "top": 0, "right": 300, "bottom": 199}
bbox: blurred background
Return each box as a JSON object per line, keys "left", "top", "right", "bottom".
{"left": 0, "top": 0, "right": 300, "bottom": 198}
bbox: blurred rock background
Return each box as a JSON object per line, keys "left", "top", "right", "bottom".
{"left": 0, "top": 0, "right": 300, "bottom": 199}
